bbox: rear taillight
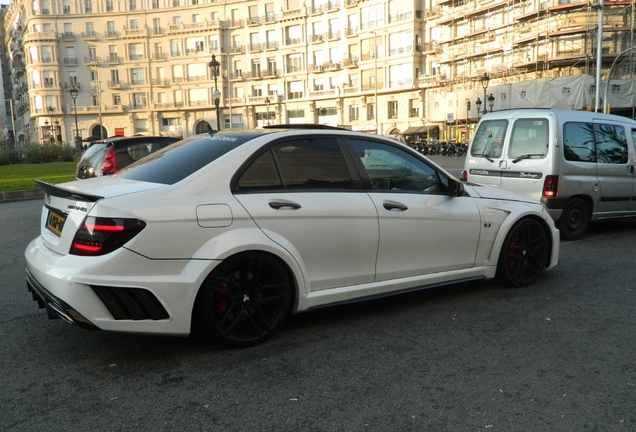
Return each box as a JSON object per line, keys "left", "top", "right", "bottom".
{"left": 101, "top": 146, "right": 117, "bottom": 175}
{"left": 542, "top": 175, "right": 559, "bottom": 197}
{"left": 70, "top": 217, "right": 146, "bottom": 256}
{"left": 461, "top": 170, "right": 468, "bottom": 182}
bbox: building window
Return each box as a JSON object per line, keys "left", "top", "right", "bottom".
{"left": 129, "top": 43, "right": 143, "bottom": 60}
{"left": 162, "top": 118, "right": 182, "bottom": 127}
{"left": 133, "top": 93, "right": 147, "bottom": 109}
{"left": 113, "top": 94, "right": 121, "bottom": 105}
{"left": 131, "top": 68, "right": 146, "bottom": 85}
{"left": 388, "top": 101, "right": 398, "bottom": 119}
{"left": 367, "top": 103, "right": 375, "bottom": 120}
{"left": 349, "top": 105, "right": 359, "bottom": 121}
{"left": 286, "top": 53, "right": 303, "bottom": 73}
{"left": 409, "top": 100, "right": 419, "bottom": 117}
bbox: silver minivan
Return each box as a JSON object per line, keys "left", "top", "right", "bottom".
{"left": 463, "top": 109, "right": 636, "bottom": 240}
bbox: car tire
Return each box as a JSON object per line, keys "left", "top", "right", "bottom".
{"left": 194, "top": 252, "right": 293, "bottom": 347}
{"left": 558, "top": 197, "right": 590, "bottom": 241}
{"left": 496, "top": 218, "right": 549, "bottom": 288}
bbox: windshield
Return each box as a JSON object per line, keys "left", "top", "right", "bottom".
{"left": 117, "top": 133, "right": 262, "bottom": 184}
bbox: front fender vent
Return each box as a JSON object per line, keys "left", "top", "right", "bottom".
{"left": 91, "top": 286, "right": 170, "bottom": 320}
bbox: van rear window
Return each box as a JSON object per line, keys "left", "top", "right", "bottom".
{"left": 508, "top": 118, "right": 549, "bottom": 160}
{"left": 470, "top": 120, "right": 508, "bottom": 159}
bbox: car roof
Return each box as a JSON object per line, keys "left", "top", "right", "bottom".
{"left": 92, "top": 135, "right": 180, "bottom": 143}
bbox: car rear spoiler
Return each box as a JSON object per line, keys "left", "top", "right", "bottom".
{"left": 35, "top": 180, "right": 103, "bottom": 202}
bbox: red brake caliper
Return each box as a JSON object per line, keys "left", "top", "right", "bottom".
{"left": 508, "top": 239, "right": 517, "bottom": 268}
{"left": 217, "top": 282, "right": 229, "bottom": 314}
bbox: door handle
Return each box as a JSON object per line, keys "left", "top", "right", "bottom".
{"left": 269, "top": 201, "right": 301, "bottom": 210}
{"left": 383, "top": 202, "right": 408, "bottom": 211}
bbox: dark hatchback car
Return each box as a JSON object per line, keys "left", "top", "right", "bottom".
{"left": 76, "top": 135, "right": 181, "bottom": 179}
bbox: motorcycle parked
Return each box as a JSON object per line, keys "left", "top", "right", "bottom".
{"left": 454, "top": 141, "right": 468, "bottom": 157}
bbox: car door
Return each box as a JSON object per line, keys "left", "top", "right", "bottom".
{"left": 233, "top": 136, "right": 379, "bottom": 292}
{"left": 594, "top": 122, "right": 633, "bottom": 216}
{"left": 499, "top": 117, "right": 551, "bottom": 202}
{"left": 465, "top": 118, "right": 509, "bottom": 188}
{"left": 347, "top": 139, "right": 481, "bottom": 281}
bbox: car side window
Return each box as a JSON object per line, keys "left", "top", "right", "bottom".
{"left": 563, "top": 122, "right": 595, "bottom": 162}
{"left": 349, "top": 139, "right": 445, "bottom": 193}
{"left": 594, "top": 123, "right": 627, "bottom": 164}
{"left": 236, "top": 150, "right": 284, "bottom": 191}
{"left": 273, "top": 138, "right": 353, "bottom": 189}
{"left": 237, "top": 137, "right": 354, "bottom": 191}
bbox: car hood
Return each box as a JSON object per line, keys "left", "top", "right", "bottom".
{"left": 463, "top": 182, "right": 538, "bottom": 204}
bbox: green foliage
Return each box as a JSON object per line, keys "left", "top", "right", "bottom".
{"left": 0, "top": 143, "right": 21, "bottom": 165}
{"left": 21, "top": 142, "right": 75, "bottom": 164}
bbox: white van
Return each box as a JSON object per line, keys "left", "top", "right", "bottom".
{"left": 462, "top": 109, "right": 636, "bottom": 240}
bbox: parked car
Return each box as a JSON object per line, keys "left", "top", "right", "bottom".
{"left": 26, "top": 126, "right": 559, "bottom": 347}
{"left": 462, "top": 109, "right": 636, "bottom": 240}
{"left": 75, "top": 135, "right": 181, "bottom": 179}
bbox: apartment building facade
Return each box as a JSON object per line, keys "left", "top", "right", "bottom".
{"left": 3, "top": 0, "right": 636, "bottom": 147}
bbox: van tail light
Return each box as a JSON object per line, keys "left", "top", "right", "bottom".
{"left": 70, "top": 217, "right": 146, "bottom": 256}
{"left": 101, "top": 146, "right": 118, "bottom": 175}
{"left": 461, "top": 170, "right": 468, "bottom": 182}
{"left": 542, "top": 175, "right": 559, "bottom": 197}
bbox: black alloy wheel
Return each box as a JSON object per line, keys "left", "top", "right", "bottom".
{"left": 496, "top": 218, "right": 550, "bottom": 287}
{"left": 558, "top": 197, "right": 590, "bottom": 241}
{"left": 195, "top": 252, "right": 293, "bottom": 347}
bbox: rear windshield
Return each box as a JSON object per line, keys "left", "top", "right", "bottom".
{"left": 470, "top": 119, "right": 508, "bottom": 159}
{"left": 116, "top": 133, "right": 261, "bottom": 184}
{"left": 78, "top": 143, "right": 108, "bottom": 169}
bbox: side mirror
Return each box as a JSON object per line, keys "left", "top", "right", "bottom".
{"left": 447, "top": 178, "right": 465, "bottom": 197}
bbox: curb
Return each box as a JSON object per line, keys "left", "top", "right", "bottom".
{"left": 0, "top": 189, "right": 45, "bottom": 204}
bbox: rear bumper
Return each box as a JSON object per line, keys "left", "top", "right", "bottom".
{"left": 26, "top": 269, "right": 98, "bottom": 329}
{"left": 24, "top": 235, "right": 217, "bottom": 335}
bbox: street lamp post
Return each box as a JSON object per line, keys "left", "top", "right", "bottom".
{"left": 487, "top": 93, "right": 495, "bottom": 112}
{"left": 47, "top": 106, "right": 54, "bottom": 143}
{"left": 479, "top": 73, "right": 490, "bottom": 116}
{"left": 475, "top": 97, "right": 482, "bottom": 118}
{"left": 264, "top": 97, "right": 270, "bottom": 126}
{"left": 208, "top": 54, "right": 221, "bottom": 131}
{"left": 69, "top": 86, "right": 81, "bottom": 151}
{"left": 54, "top": 120, "right": 60, "bottom": 142}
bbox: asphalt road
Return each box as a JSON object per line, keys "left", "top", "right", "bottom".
{"left": 1, "top": 169, "right": 635, "bottom": 431}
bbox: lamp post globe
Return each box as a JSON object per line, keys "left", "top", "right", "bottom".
{"left": 488, "top": 93, "right": 495, "bottom": 112}
{"left": 479, "top": 73, "right": 490, "bottom": 115}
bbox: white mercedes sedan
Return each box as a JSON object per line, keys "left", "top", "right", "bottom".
{"left": 25, "top": 126, "right": 559, "bottom": 346}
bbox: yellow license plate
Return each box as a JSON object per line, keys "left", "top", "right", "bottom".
{"left": 46, "top": 209, "right": 67, "bottom": 237}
